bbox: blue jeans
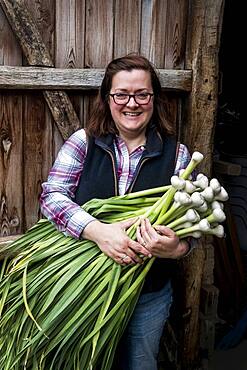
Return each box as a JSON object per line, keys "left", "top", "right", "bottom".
{"left": 118, "top": 280, "right": 173, "bottom": 370}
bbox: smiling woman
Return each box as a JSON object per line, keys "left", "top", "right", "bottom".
{"left": 108, "top": 69, "right": 154, "bottom": 149}
{"left": 39, "top": 53, "right": 192, "bottom": 370}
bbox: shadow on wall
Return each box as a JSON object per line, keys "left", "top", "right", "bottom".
{"left": 209, "top": 339, "right": 247, "bottom": 370}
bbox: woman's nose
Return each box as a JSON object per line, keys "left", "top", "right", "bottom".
{"left": 126, "top": 96, "right": 139, "bottom": 107}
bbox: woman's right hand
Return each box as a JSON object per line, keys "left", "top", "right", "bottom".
{"left": 82, "top": 219, "right": 152, "bottom": 265}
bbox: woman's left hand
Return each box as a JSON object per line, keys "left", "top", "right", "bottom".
{"left": 136, "top": 218, "right": 189, "bottom": 259}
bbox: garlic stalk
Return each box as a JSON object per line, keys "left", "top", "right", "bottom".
{"left": 210, "top": 178, "right": 221, "bottom": 194}
{"left": 205, "top": 224, "right": 225, "bottom": 238}
{"left": 184, "top": 180, "right": 197, "bottom": 194}
{"left": 166, "top": 209, "right": 200, "bottom": 229}
{"left": 211, "top": 200, "right": 224, "bottom": 210}
{"left": 214, "top": 186, "right": 229, "bottom": 202}
{"left": 191, "top": 192, "right": 204, "bottom": 207}
{"left": 200, "top": 187, "right": 215, "bottom": 202}
{"left": 180, "top": 152, "right": 204, "bottom": 181}
{"left": 206, "top": 208, "right": 226, "bottom": 224}
{"left": 195, "top": 201, "right": 208, "bottom": 213}
{"left": 193, "top": 173, "right": 209, "bottom": 189}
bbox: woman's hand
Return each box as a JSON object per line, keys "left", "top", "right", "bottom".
{"left": 82, "top": 218, "right": 152, "bottom": 265}
{"left": 136, "top": 218, "right": 189, "bottom": 259}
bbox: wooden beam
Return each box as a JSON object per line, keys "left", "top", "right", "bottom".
{"left": 43, "top": 91, "right": 82, "bottom": 140}
{"left": 0, "top": 0, "right": 53, "bottom": 66}
{"left": 0, "top": 0, "right": 80, "bottom": 140}
{"left": 0, "top": 66, "right": 192, "bottom": 92}
{"left": 179, "top": 1, "right": 225, "bottom": 368}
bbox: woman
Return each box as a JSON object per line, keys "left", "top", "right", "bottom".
{"left": 40, "top": 54, "right": 191, "bottom": 369}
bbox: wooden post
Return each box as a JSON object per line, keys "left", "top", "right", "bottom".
{"left": 179, "top": 1, "right": 225, "bottom": 368}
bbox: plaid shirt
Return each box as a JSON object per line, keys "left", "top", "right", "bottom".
{"left": 40, "top": 129, "right": 191, "bottom": 239}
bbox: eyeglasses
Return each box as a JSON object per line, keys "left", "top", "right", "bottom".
{"left": 109, "top": 92, "right": 154, "bottom": 105}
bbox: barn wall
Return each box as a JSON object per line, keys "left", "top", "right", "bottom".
{"left": 0, "top": 1, "right": 227, "bottom": 368}
{"left": 0, "top": 0, "right": 188, "bottom": 236}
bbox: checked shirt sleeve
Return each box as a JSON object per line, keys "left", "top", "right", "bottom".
{"left": 175, "top": 143, "right": 192, "bottom": 174}
{"left": 39, "top": 129, "right": 96, "bottom": 239}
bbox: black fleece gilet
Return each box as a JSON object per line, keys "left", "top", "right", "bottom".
{"left": 75, "top": 127, "right": 178, "bottom": 292}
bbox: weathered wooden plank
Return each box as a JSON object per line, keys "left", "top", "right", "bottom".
{"left": 55, "top": 0, "right": 85, "bottom": 134}
{"left": 140, "top": 0, "right": 168, "bottom": 67}
{"left": 22, "top": 0, "right": 55, "bottom": 227}
{"left": 0, "top": 66, "right": 192, "bottom": 92}
{"left": 23, "top": 92, "right": 46, "bottom": 229}
{"left": 0, "top": 5, "right": 22, "bottom": 65}
{"left": 85, "top": 0, "right": 114, "bottom": 68}
{"left": 200, "top": 284, "right": 219, "bottom": 318}
{"left": 43, "top": 90, "right": 80, "bottom": 140}
{"left": 162, "top": 0, "right": 189, "bottom": 147}
{"left": 82, "top": 90, "right": 98, "bottom": 130}
{"left": 164, "top": 0, "right": 188, "bottom": 69}
{"left": 0, "top": 93, "right": 23, "bottom": 236}
{"left": 182, "top": 0, "right": 224, "bottom": 171}
{"left": 0, "top": 2, "right": 23, "bottom": 237}
{"left": 140, "top": 0, "right": 185, "bottom": 143}
{"left": 24, "top": 0, "right": 55, "bottom": 60}
{"left": 179, "top": 0, "right": 225, "bottom": 368}
{"left": 0, "top": 0, "right": 53, "bottom": 66}
{"left": 114, "top": 0, "right": 141, "bottom": 57}
{"left": 0, "top": 0, "right": 81, "bottom": 141}
{"left": 55, "top": 0, "right": 85, "bottom": 68}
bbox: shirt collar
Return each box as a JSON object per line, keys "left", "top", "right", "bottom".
{"left": 95, "top": 123, "right": 164, "bottom": 155}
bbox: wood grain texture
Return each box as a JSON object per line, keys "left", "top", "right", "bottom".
{"left": 114, "top": 0, "right": 141, "bottom": 57}
{"left": 85, "top": 0, "right": 114, "bottom": 67}
{"left": 82, "top": 90, "right": 98, "bottom": 129}
{"left": 0, "top": 93, "right": 23, "bottom": 236}
{"left": 164, "top": 0, "right": 188, "bottom": 69}
{"left": 182, "top": 0, "right": 224, "bottom": 172}
{"left": 140, "top": 0, "right": 168, "bottom": 67}
{"left": 0, "top": 5, "right": 22, "bottom": 65}
{"left": 55, "top": 0, "right": 85, "bottom": 68}
{"left": 0, "top": 3, "right": 23, "bottom": 237}
{"left": 24, "top": 0, "right": 55, "bottom": 60}
{"left": 0, "top": 0, "right": 53, "bottom": 66}
{"left": 21, "top": 0, "right": 55, "bottom": 226}
{"left": 23, "top": 92, "right": 46, "bottom": 229}
{"left": 43, "top": 90, "right": 80, "bottom": 140}
{"left": 41, "top": 105, "right": 54, "bottom": 186}
{"left": 0, "top": 66, "right": 192, "bottom": 91}
{"left": 179, "top": 1, "right": 225, "bottom": 367}
{"left": 0, "top": 1, "right": 226, "bottom": 366}
{"left": 0, "top": 0, "right": 81, "bottom": 141}
{"left": 55, "top": 0, "right": 86, "bottom": 131}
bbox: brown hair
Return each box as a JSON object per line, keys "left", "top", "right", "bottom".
{"left": 85, "top": 54, "right": 174, "bottom": 137}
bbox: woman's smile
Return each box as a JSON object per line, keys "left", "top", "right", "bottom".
{"left": 109, "top": 69, "right": 154, "bottom": 139}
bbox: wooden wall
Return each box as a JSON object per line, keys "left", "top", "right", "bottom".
{"left": 0, "top": 1, "right": 226, "bottom": 368}
{"left": 0, "top": 0, "right": 188, "bottom": 236}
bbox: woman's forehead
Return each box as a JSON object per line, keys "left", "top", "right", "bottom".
{"left": 111, "top": 70, "right": 152, "bottom": 89}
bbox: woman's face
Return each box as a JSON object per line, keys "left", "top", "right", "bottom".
{"left": 108, "top": 69, "right": 154, "bottom": 138}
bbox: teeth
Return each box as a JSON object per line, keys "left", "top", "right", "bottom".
{"left": 124, "top": 112, "right": 141, "bottom": 116}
